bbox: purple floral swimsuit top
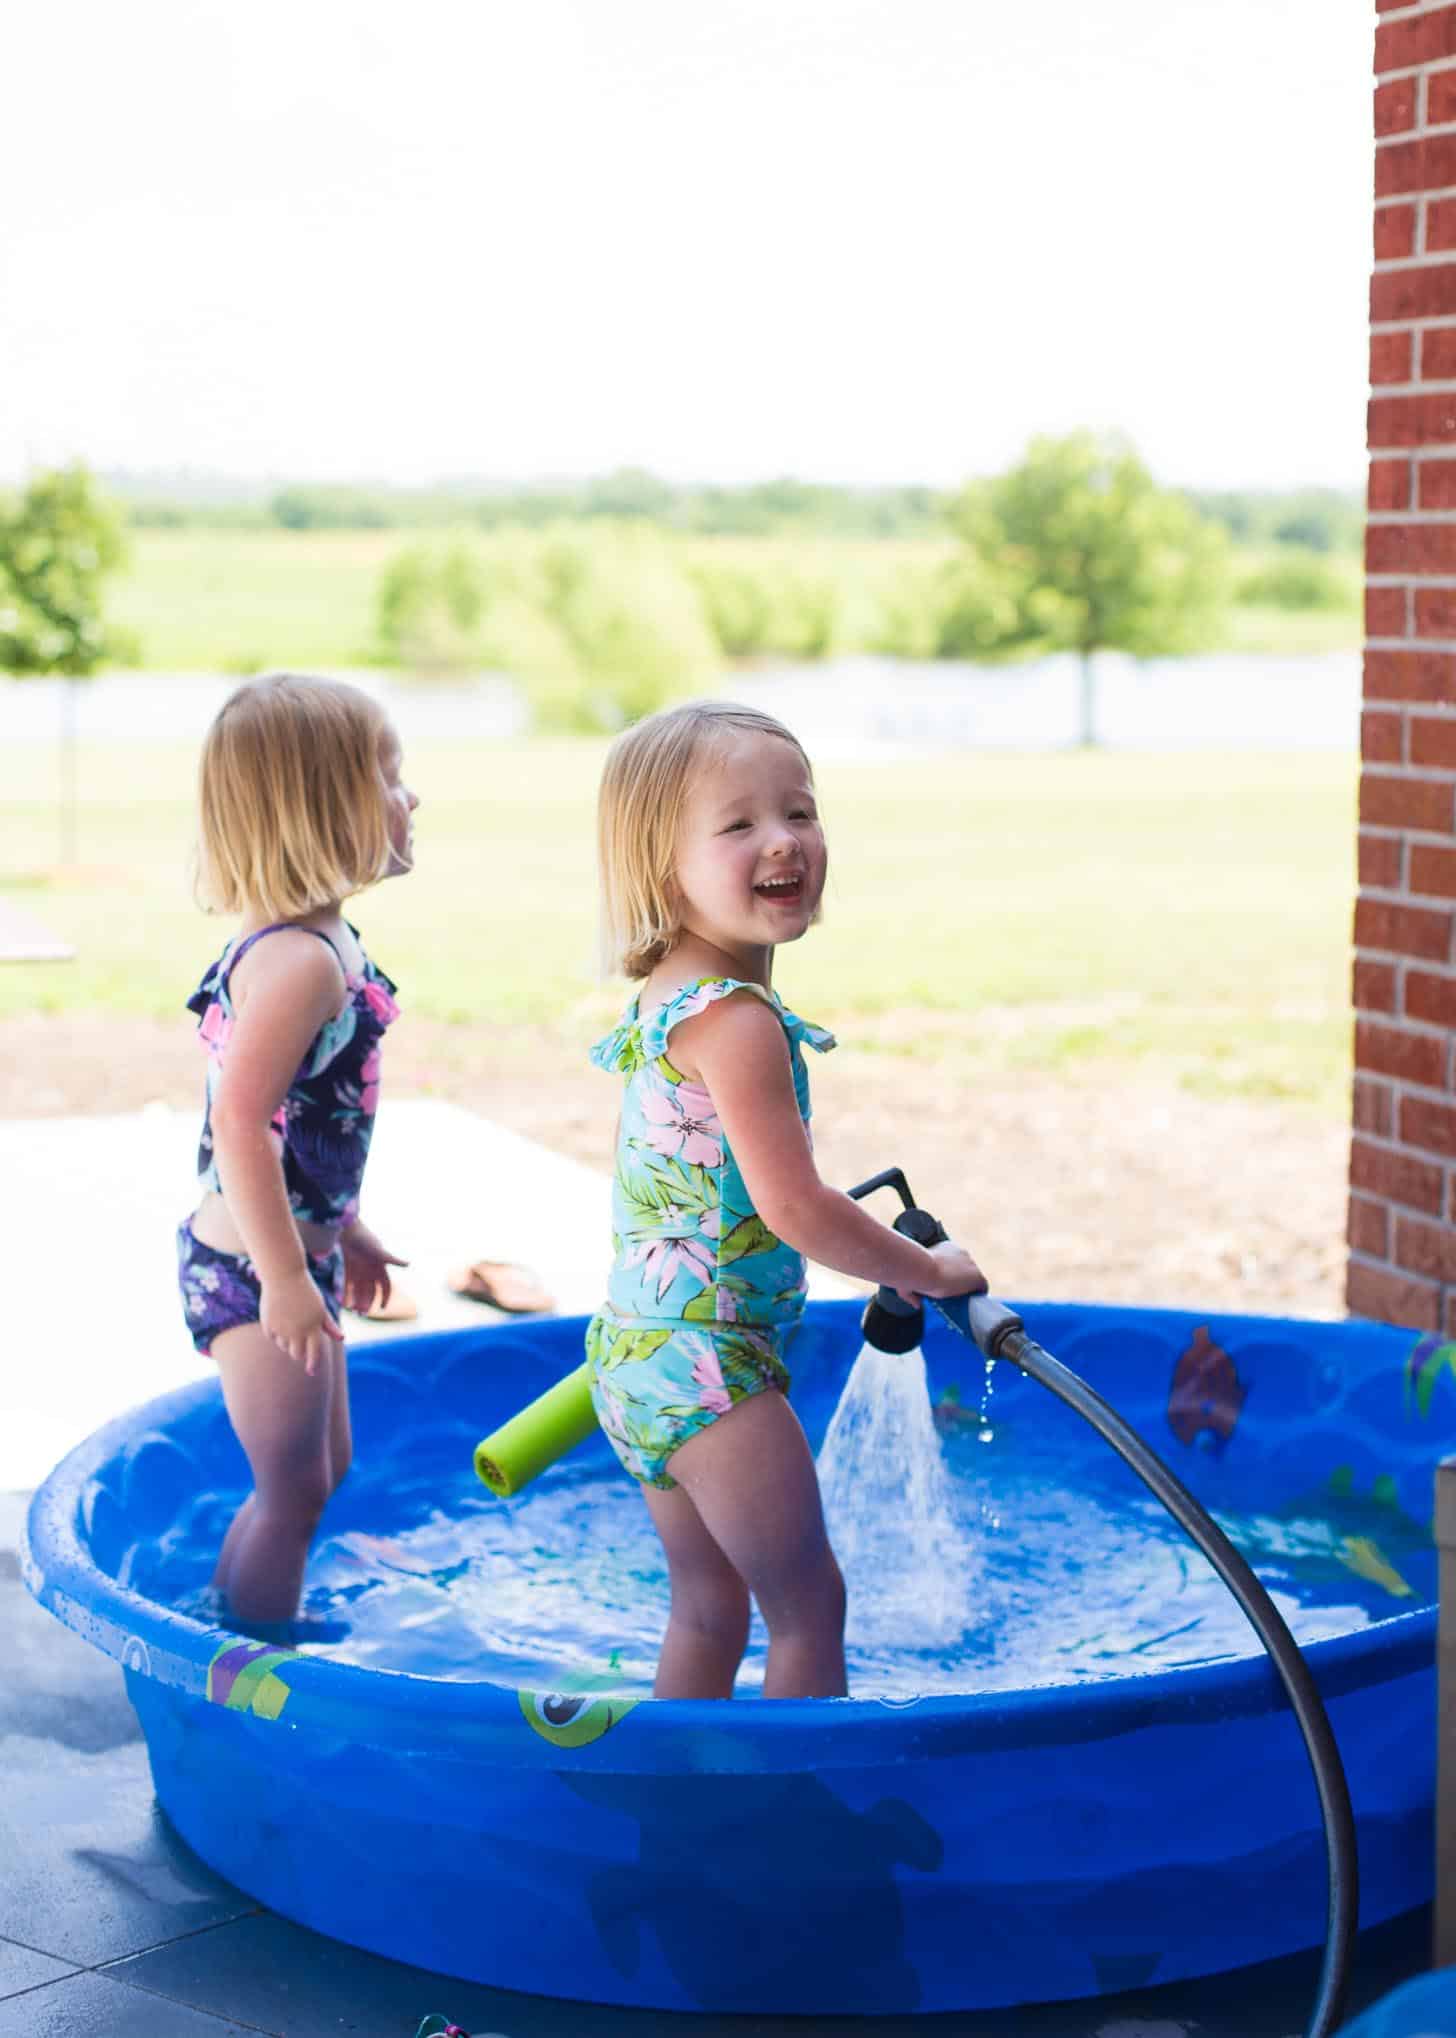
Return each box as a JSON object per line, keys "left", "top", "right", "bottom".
{"left": 187, "top": 921, "right": 399, "bottom": 1229}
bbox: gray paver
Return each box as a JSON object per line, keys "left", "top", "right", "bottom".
{"left": 0, "top": 1970, "right": 259, "bottom": 2035}
{"left": 0, "top": 1935, "right": 77, "bottom": 2001}
{"left": 1, "top": 1575, "right": 254, "bottom": 1969}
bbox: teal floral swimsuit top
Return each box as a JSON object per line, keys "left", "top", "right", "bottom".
{"left": 590, "top": 976, "right": 835, "bottom": 1329}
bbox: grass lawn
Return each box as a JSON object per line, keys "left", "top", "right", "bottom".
{"left": 1, "top": 738, "right": 1358, "bottom": 1115}
{"left": 108, "top": 530, "right": 1362, "bottom": 672}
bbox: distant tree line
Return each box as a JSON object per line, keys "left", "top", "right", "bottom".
{"left": 107, "top": 465, "right": 1362, "bottom": 552}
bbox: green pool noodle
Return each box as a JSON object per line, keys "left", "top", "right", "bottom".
{"left": 474, "top": 1361, "right": 599, "bottom": 1497}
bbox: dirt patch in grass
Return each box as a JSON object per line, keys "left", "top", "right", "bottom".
{"left": 2, "top": 1009, "right": 1350, "bottom": 1318}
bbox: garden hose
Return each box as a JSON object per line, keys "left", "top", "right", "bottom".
{"left": 848, "top": 1166, "right": 1358, "bottom": 2038}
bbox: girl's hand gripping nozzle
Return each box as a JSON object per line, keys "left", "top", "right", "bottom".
{"left": 847, "top": 1167, "right": 1021, "bottom": 1361}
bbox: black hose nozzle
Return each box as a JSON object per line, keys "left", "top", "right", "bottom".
{"left": 847, "top": 1169, "right": 945, "bottom": 1354}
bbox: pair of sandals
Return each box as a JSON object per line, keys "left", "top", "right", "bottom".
{"left": 356, "top": 1260, "right": 555, "bottom": 1325}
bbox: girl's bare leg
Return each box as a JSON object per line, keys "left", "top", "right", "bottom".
{"left": 324, "top": 1340, "right": 353, "bottom": 1492}
{"left": 661, "top": 1390, "right": 847, "bottom": 1699}
{"left": 209, "top": 1322, "right": 338, "bottom": 1625}
{"left": 643, "top": 1484, "right": 751, "bottom": 1698}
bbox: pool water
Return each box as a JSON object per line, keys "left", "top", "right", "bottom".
{"left": 145, "top": 1342, "right": 1434, "bottom": 1698}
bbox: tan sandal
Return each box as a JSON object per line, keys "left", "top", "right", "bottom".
{"left": 446, "top": 1260, "right": 555, "bottom": 1315}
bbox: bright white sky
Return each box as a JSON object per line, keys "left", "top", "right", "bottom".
{"left": 2, "top": 0, "right": 1373, "bottom": 493}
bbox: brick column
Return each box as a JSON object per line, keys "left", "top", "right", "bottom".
{"left": 1353, "top": 1, "right": 1456, "bottom": 1330}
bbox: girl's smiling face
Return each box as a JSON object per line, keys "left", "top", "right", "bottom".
{"left": 671, "top": 731, "right": 826, "bottom": 968}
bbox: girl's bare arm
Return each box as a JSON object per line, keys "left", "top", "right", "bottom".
{"left": 676, "top": 995, "right": 983, "bottom": 1299}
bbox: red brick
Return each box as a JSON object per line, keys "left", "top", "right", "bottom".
{"left": 1347, "top": 1258, "right": 1440, "bottom": 1330}
{"left": 1371, "top": 460, "right": 1412, "bottom": 514}
{"left": 1367, "top": 523, "right": 1456, "bottom": 574}
{"left": 1351, "top": 1134, "right": 1446, "bottom": 1212}
{"left": 1355, "top": 957, "right": 1400, "bottom": 1012}
{"left": 1433, "top": 200, "right": 1456, "bottom": 255}
{"left": 1432, "top": 64, "right": 1456, "bottom": 125}
{"left": 1412, "top": 842, "right": 1456, "bottom": 896}
{"left": 1377, "top": 7, "right": 1456, "bottom": 77}
{"left": 1372, "top": 331, "right": 1414, "bottom": 386}
{"left": 1372, "top": 268, "right": 1456, "bottom": 325}
{"left": 1411, "top": 714, "right": 1456, "bottom": 765}
{"left": 1408, "top": 967, "right": 1456, "bottom": 1026}
{"left": 1403, "top": 1212, "right": 1456, "bottom": 1282}
{"left": 1355, "top": 893, "right": 1454, "bottom": 959}
{"left": 1360, "top": 830, "right": 1404, "bottom": 888}
{"left": 1358, "top": 772, "right": 1454, "bottom": 829}
{"left": 1362, "top": 713, "right": 1405, "bottom": 766}
{"left": 1369, "top": 387, "right": 1456, "bottom": 442}
{"left": 1368, "top": 584, "right": 1409, "bottom": 636}
{"left": 1401, "top": 1092, "right": 1456, "bottom": 1155}
{"left": 1378, "top": 77, "right": 1419, "bottom": 138}
{"left": 1349, "top": 1194, "right": 1391, "bottom": 1257}
{"left": 1354, "top": 1077, "right": 1395, "bottom": 1137}
{"left": 1425, "top": 328, "right": 1456, "bottom": 380}
{"left": 1377, "top": 134, "right": 1456, "bottom": 199}
{"left": 1419, "top": 458, "right": 1456, "bottom": 509}
{"left": 1358, "top": 1017, "right": 1448, "bottom": 1085}
{"left": 1365, "top": 648, "right": 1456, "bottom": 702}
{"left": 1376, "top": 203, "right": 1418, "bottom": 262}
{"left": 1414, "top": 586, "right": 1456, "bottom": 634}
{"left": 1396, "top": 1212, "right": 1456, "bottom": 1279}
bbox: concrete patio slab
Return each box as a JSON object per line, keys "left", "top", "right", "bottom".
{"left": 0, "top": 1099, "right": 616, "bottom": 1491}
{"left": 0, "top": 894, "right": 73, "bottom": 964}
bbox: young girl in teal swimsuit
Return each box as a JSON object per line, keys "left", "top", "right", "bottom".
{"left": 589, "top": 701, "right": 983, "bottom": 1700}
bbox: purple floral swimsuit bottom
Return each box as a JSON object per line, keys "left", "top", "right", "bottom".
{"left": 177, "top": 1220, "right": 344, "bottom": 1358}
{"left": 584, "top": 1309, "right": 792, "bottom": 1490}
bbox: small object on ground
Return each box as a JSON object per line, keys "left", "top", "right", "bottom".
{"left": 413, "top": 2019, "right": 470, "bottom": 2038}
{"left": 448, "top": 1260, "right": 555, "bottom": 1315}
{"left": 356, "top": 1284, "right": 420, "bottom": 1323}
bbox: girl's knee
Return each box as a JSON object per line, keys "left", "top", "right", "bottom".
{"left": 761, "top": 1547, "right": 845, "bottom": 1638}
{"left": 329, "top": 1440, "right": 353, "bottom": 1491}
{"left": 256, "top": 1469, "right": 333, "bottom": 1529}
{"left": 675, "top": 1570, "right": 750, "bottom": 1630}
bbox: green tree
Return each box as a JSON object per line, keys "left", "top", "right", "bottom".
{"left": 376, "top": 544, "right": 489, "bottom": 672}
{"left": 949, "top": 434, "right": 1230, "bottom": 745}
{"left": 0, "top": 466, "right": 131, "bottom": 861}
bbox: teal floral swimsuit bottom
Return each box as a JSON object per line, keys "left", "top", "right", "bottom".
{"left": 585, "top": 1309, "right": 794, "bottom": 1491}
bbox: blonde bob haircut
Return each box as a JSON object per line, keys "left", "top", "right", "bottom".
{"left": 196, "top": 673, "right": 393, "bottom": 920}
{"left": 597, "top": 698, "right": 814, "bottom": 979}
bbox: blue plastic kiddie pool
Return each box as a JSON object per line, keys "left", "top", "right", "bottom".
{"left": 20, "top": 1299, "right": 1446, "bottom": 2016}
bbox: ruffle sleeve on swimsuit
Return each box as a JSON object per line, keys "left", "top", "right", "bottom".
{"left": 589, "top": 975, "right": 836, "bottom": 1074}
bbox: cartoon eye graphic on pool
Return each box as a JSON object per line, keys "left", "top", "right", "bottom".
{"left": 518, "top": 1689, "right": 638, "bottom": 1747}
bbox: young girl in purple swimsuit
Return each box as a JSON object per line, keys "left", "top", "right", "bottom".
{"left": 178, "top": 673, "right": 418, "bottom": 1625}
